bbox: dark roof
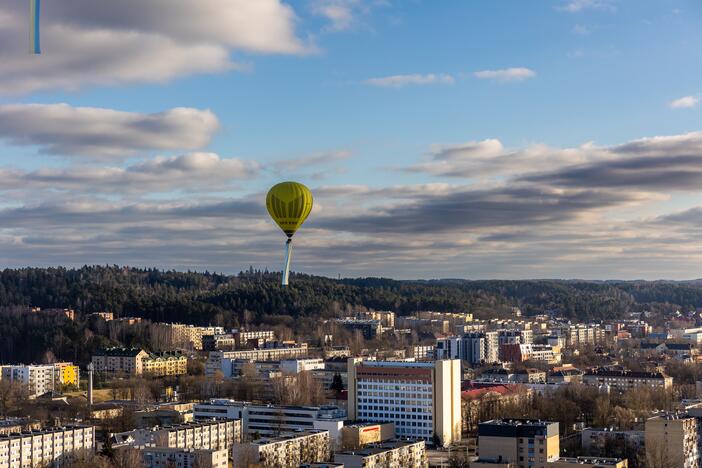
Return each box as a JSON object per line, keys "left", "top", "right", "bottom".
{"left": 93, "top": 347, "right": 146, "bottom": 357}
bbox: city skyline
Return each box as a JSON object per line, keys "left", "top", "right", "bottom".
{"left": 0, "top": 0, "right": 700, "bottom": 279}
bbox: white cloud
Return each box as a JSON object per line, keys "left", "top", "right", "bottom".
{"left": 473, "top": 68, "right": 536, "bottom": 82}
{"left": 0, "top": 0, "right": 310, "bottom": 94}
{"left": 310, "top": 0, "right": 388, "bottom": 32}
{"left": 0, "top": 103, "right": 219, "bottom": 158}
{"left": 557, "top": 0, "right": 616, "bottom": 13}
{"left": 670, "top": 96, "right": 699, "bottom": 109}
{"left": 572, "top": 24, "right": 591, "bottom": 35}
{"left": 363, "top": 73, "right": 455, "bottom": 87}
{"left": 274, "top": 150, "right": 352, "bottom": 171}
{"left": 0, "top": 153, "right": 259, "bottom": 195}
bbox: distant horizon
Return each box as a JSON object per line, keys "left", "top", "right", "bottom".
{"left": 1, "top": 263, "right": 701, "bottom": 284}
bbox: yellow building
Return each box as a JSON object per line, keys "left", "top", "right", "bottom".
{"left": 142, "top": 352, "right": 188, "bottom": 377}
{"left": 53, "top": 362, "right": 80, "bottom": 387}
{"left": 476, "top": 420, "right": 559, "bottom": 468}
{"left": 645, "top": 414, "right": 699, "bottom": 468}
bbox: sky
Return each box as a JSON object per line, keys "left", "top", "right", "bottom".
{"left": 0, "top": 0, "right": 701, "bottom": 280}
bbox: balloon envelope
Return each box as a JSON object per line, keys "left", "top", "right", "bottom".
{"left": 266, "top": 181, "right": 313, "bottom": 237}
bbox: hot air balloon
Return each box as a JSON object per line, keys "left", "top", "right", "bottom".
{"left": 266, "top": 181, "right": 313, "bottom": 286}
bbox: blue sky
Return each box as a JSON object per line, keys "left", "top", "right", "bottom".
{"left": 0, "top": 0, "right": 701, "bottom": 279}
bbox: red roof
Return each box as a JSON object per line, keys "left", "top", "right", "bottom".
{"left": 461, "top": 382, "right": 520, "bottom": 399}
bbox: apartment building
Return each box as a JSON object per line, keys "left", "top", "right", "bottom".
{"left": 0, "top": 425, "right": 95, "bottom": 468}
{"left": 397, "top": 317, "right": 451, "bottom": 334}
{"left": 53, "top": 362, "right": 80, "bottom": 387}
{"left": 500, "top": 344, "right": 562, "bottom": 364}
{"left": 645, "top": 414, "right": 699, "bottom": 468}
{"left": 334, "top": 319, "right": 383, "bottom": 339}
{"left": 202, "top": 334, "right": 236, "bottom": 351}
{"left": 333, "top": 440, "right": 427, "bottom": 468}
{"left": 193, "top": 399, "right": 345, "bottom": 443}
{"left": 347, "top": 359, "right": 461, "bottom": 447}
{"left": 138, "top": 447, "right": 228, "bottom": 468}
{"left": 280, "top": 358, "right": 325, "bottom": 374}
{"left": 233, "top": 329, "right": 276, "bottom": 348}
{"left": 114, "top": 420, "right": 240, "bottom": 452}
{"left": 583, "top": 369, "right": 673, "bottom": 392}
{"left": 418, "top": 311, "right": 473, "bottom": 325}
{"left": 435, "top": 332, "right": 499, "bottom": 365}
{"left": 206, "top": 345, "right": 309, "bottom": 377}
{"left": 581, "top": 428, "right": 644, "bottom": 454}
{"left": 547, "top": 457, "right": 628, "bottom": 468}
{"left": 92, "top": 348, "right": 150, "bottom": 375}
{"left": 356, "top": 311, "right": 395, "bottom": 328}
{"left": 476, "top": 419, "right": 560, "bottom": 468}
{"left": 0, "top": 364, "right": 55, "bottom": 398}
{"left": 340, "top": 423, "right": 395, "bottom": 449}
{"left": 0, "top": 419, "right": 41, "bottom": 437}
{"left": 410, "top": 345, "right": 435, "bottom": 360}
{"left": 478, "top": 367, "right": 547, "bottom": 384}
{"left": 498, "top": 329, "right": 533, "bottom": 346}
{"left": 551, "top": 325, "right": 605, "bottom": 348}
{"left": 232, "top": 430, "right": 331, "bottom": 468}
{"left": 142, "top": 352, "right": 188, "bottom": 377}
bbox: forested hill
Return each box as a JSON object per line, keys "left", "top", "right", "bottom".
{"left": 0, "top": 266, "right": 699, "bottom": 325}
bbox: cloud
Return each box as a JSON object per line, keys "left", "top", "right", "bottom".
{"left": 363, "top": 73, "right": 455, "bottom": 87}
{"left": 0, "top": 103, "right": 218, "bottom": 158}
{"left": 473, "top": 68, "right": 536, "bottom": 82}
{"left": 0, "top": 0, "right": 309, "bottom": 94}
{"left": 521, "top": 132, "right": 702, "bottom": 190}
{"left": 310, "top": 0, "right": 388, "bottom": 32}
{"left": 557, "top": 0, "right": 616, "bottom": 13}
{"left": 572, "top": 24, "right": 591, "bottom": 35}
{"left": 406, "top": 139, "right": 597, "bottom": 178}
{"left": 0, "top": 153, "right": 259, "bottom": 195}
{"left": 670, "top": 96, "right": 699, "bottom": 109}
{"left": 274, "top": 150, "right": 352, "bottom": 171}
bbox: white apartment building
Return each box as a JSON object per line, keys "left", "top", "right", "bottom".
{"left": 0, "top": 425, "right": 95, "bottom": 468}
{"left": 0, "top": 365, "right": 55, "bottom": 398}
{"left": 193, "top": 400, "right": 346, "bottom": 444}
{"left": 139, "top": 447, "right": 228, "bottom": 468}
{"left": 334, "top": 440, "right": 428, "bottom": 468}
{"left": 280, "top": 358, "right": 325, "bottom": 374}
{"left": 232, "top": 430, "right": 331, "bottom": 468}
{"left": 347, "top": 359, "right": 461, "bottom": 447}
{"left": 435, "top": 332, "right": 499, "bottom": 365}
{"left": 113, "top": 420, "right": 240, "bottom": 452}
{"left": 206, "top": 345, "right": 309, "bottom": 377}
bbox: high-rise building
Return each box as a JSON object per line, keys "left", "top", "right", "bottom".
{"left": 476, "top": 419, "right": 560, "bottom": 468}
{"left": 347, "top": 359, "right": 461, "bottom": 447}
{"left": 645, "top": 414, "right": 699, "bottom": 468}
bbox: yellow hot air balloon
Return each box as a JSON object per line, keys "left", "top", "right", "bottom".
{"left": 266, "top": 181, "right": 313, "bottom": 286}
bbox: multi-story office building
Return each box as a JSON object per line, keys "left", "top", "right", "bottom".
{"left": 645, "top": 414, "right": 699, "bottom": 468}
{"left": 333, "top": 440, "right": 428, "bottom": 468}
{"left": 476, "top": 419, "right": 560, "bottom": 468}
{"left": 193, "top": 399, "right": 345, "bottom": 443}
{"left": 206, "top": 345, "right": 308, "bottom": 377}
{"left": 347, "top": 359, "right": 461, "bottom": 447}
{"left": 583, "top": 369, "right": 673, "bottom": 392}
{"left": 114, "top": 420, "right": 240, "bottom": 452}
{"left": 0, "top": 364, "right": 56, "bottom": 398}
{"left": 435, "top": 332, "right": 499, "bottom": 365}
{"left": 92, "top": 347, "right": 150, "bottom": 375}
{"left": 142, "top": 352, "right": 188, "bottom": 377}
{"left": 232, "top": 430, "right": 331, "bottom": 468}
{"left": 138, "top": 447, "right": 228, "bottom": 468}
{"left": 0, "top": 425, "right": 95, "bottom": 468}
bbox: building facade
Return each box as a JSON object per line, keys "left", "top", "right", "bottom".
{"left": 0, "top": 425, "right": 95, "bottom": 468}
{"left": 583, "top": 369, "right": 673, "bottom": 392}
{"left": 645, "top": 414, "right": 699, "bottom": 468}
{"left": 232, "top": 430, "right": 331, "bottom": 468}
{"left": 347, "top": 359, "right": 461, "bottom": 447}
{"left": 476, "top": 419, "right": 560, "bottom": 468}
{"left": 333, "top": 440, "right": 427, "bottom": 468}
